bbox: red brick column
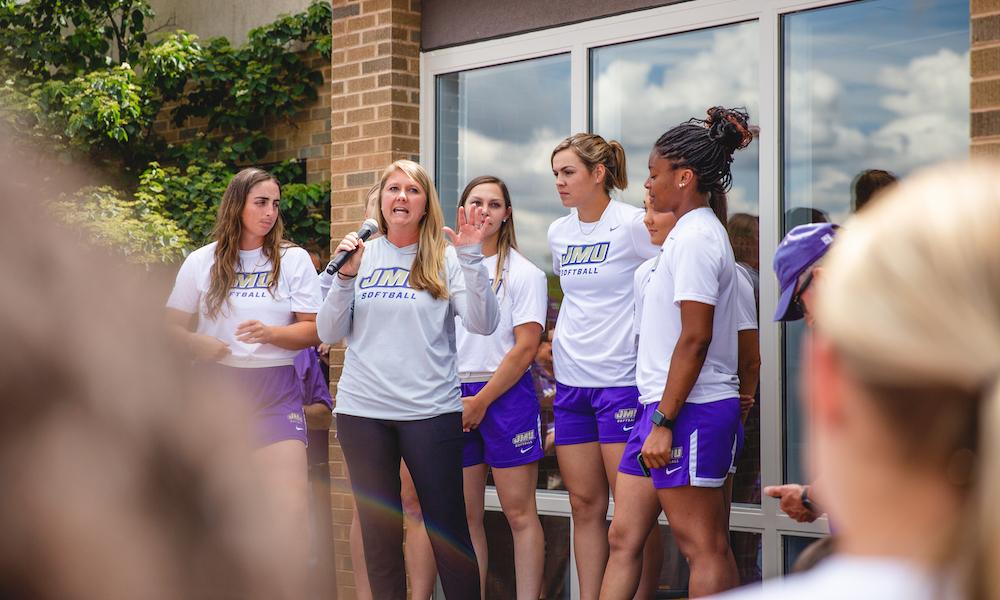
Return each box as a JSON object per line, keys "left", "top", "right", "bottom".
{"left": 328, "top": 1, "right": 421, "bottom": 598}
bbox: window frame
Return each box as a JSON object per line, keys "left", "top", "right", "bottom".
{"left": 420, "top": 0, "right": 869, "bottom": 588}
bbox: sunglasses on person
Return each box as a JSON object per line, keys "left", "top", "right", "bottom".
{"left": 792, "top": 269, "right": 816, "bottom": 316}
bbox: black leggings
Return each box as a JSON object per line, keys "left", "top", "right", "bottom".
{"left": 337, "top": 412, "right": 480, "bottom": 600}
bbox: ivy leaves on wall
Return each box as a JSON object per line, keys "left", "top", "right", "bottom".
{"left": 0, "top": 0, "right": 334, "bottom": 263}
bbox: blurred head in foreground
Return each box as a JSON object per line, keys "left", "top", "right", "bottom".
{"left": 808, "top": 162, "right": 1000, "bottom": 598}
{"left": 0, "top": 147, "right": 305, "bottom": 600}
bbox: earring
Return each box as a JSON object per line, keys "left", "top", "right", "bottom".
{"left": 502, "top": 219, "right": 507, "bottom": 223}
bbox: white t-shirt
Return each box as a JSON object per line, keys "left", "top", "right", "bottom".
{"left": 632, "top": 256, "right": 657, "bottom": 339}
{"left": 636, "top": 207, "right": 740, "bottom": 405}
{"left": 636, "top": 257, "right": 755, "bottom": 340}
{"left": 456, "top": 249, "right": 547, "bottom": 376}
{"left": 548, "top": 200, "right": 660, "bottom": 388}
{"left": 167, "top": 242, "right": 323, "bottom": 368}
{"left": 709, "top": 556, "right": 947, "bottom": 600}
{"left": 736, "top": 264, "right": 758, "bottom": 333}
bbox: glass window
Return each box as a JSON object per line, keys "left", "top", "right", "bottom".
{"left": 591, "top": 21, "right": 759, "bottom": 211}
{"left": 436, "top": 55, "right": 572, "bottom": 492}
{"left": 591, "top": 21, "right": 762, "bottom": 505}
{"left": 435, "top": 55, "right": 571, "bottom": 268}
{"left": 780, "top": 0, "right": 970, "bottom": 483}
{"left": 783, "top": 535, "right": 829, "bottom": 575}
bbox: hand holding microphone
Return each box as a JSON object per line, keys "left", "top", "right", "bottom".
{"left": 328, "top": 218, "right": 379, "bottom": 277}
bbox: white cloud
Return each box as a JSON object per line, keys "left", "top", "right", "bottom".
{"left": 592, "top": 23, "right": 761, "bottom": 209}
{"left": 785, "top": 47, "right": 969, "bottom": 221}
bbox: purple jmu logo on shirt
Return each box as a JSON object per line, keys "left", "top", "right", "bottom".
{"left": 359, "top": 267, "right": 411, "bottom": 289}
{"left": 560, "top": 242, "right": 610, "bottom": 267}
{"left": 232, "top": 271, "right": 273, "bottom": 289}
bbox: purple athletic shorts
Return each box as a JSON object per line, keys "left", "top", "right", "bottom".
{"left": 461, "top": 371, "right": 544, "bottom": 468}
{"left": 553, "top": 383, "right": 639, "bottom": 445}
{"left": 201, "top": 363, "right": 308, "bottom": 448}
{"left": 619, "top": 398, "right": 740, "bottom": 488}
{"left": 729, "top": 421, "right": 745, "bottom": 475}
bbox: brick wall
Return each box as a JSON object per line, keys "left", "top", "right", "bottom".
{"left": 972, "top": 0, "right": 1000, "bottom": 156}
{"left": 151, "top": 51, "right": 332, "bottom": 184}
{"left": 328, "top": 1, "right": 422, "bottom": 598}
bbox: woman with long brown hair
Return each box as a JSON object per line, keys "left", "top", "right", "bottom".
{"left": 318, "top": 159, "right": 499, "bottom": 600}
{"left": 166, "top": 167, "right": 323, "bottom": 570}
{"left": 456, "top": 175, "right": 547, "bottom": 599}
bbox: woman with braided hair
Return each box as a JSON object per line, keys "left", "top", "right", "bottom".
{"left": 601, "top": 107, "right": 753, "bottom": 598}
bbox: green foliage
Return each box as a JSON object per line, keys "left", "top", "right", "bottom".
{"left": 0, "top": 0, "right": 333, "bottom": 263}
{"left": 162, "top": 1, "right": 333, "bottom": 169}
{"left": 281, "top": 180, "right": 334, "bottom": 248}
{"left": 0, "top": 0, "right": 152, "bottom": 80}
{"left": 136, "top": 161, "right": 228, "bottom": 245}
{"left": 139, "top": 31, "right": 203, "bottom": 101}
{"left": 52, "top": 185, "right": 190, "bottom": 265}
{"left": 138, "top": 160, "right": 331, "bottom": 252}
{"left": 61, "top": 64, "right": 145, "bottom": 144}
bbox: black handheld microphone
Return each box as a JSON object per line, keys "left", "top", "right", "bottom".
{"left": 326, "top": 218, "right": 379, "bottom": 275}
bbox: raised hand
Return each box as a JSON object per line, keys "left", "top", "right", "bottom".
{"left": 443, "top": 204, "right": 491, "bottom": 247}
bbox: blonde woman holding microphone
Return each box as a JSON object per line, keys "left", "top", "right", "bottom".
{"left": 318, "top": 160, "right": 499, "bottom": 600}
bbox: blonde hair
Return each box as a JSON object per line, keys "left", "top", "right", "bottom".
{"left": 375, "top": 160, "right": 448, "bottom": 300}
{"left": 206, "top": 168, "right": 290, "bottom": 319}
{"left": 551, "top": 133, "right": 628, "bottom": 194}
{"left": 363, "top": 182, "right": 381, "bottom": 223}
{"left": 816, "top": 162, "right": 1000, "bottom": 599}
{"left": 458, "top": 175, "right": 517, "bottom": 294}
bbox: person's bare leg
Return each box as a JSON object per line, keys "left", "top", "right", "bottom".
{"left": 400, "top": 462, "right": 437, "bottom": 600}
{"left": 724, "top": 473, "right": 735, "bottom": 518}
{"left": 658, "top": 485, "right": 739, "bottom": 597}
{"left": 557, "top": 442, "right": 610, "bottom": 600}
{"left": 601, "top": 444, "right": 663, "bottom": 600}
{"left": 463, "top": 463, "right": 489, "bottom": 599}
{"left": 599, "top": 472, "right": 661, "bottom": 599}
{"left": 252, "top": 439, "right": 310, "bottom": 585}
{"left": 493, "top": 462, "right": 545, "bottom": 600}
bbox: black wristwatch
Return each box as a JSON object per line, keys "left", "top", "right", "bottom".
{"left": 801, "top": 486, "right": 816, "bottom": 513}
{"left": 650, "top": 409, "right": 675, "bottom": 430}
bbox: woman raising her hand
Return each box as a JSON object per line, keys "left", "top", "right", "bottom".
{"left": 318, "top": 160, "right": 499, "bottom": 600}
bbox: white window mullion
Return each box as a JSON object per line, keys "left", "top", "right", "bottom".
{"left": 571, "top": 44, "right": 588, "bottom": 134}
{"left": 757, "top": 1, "right": 785, "bottom": 582}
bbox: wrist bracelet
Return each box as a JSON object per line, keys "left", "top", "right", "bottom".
{"left": 337, "top": 271, "right": 356, "bottom": 280}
